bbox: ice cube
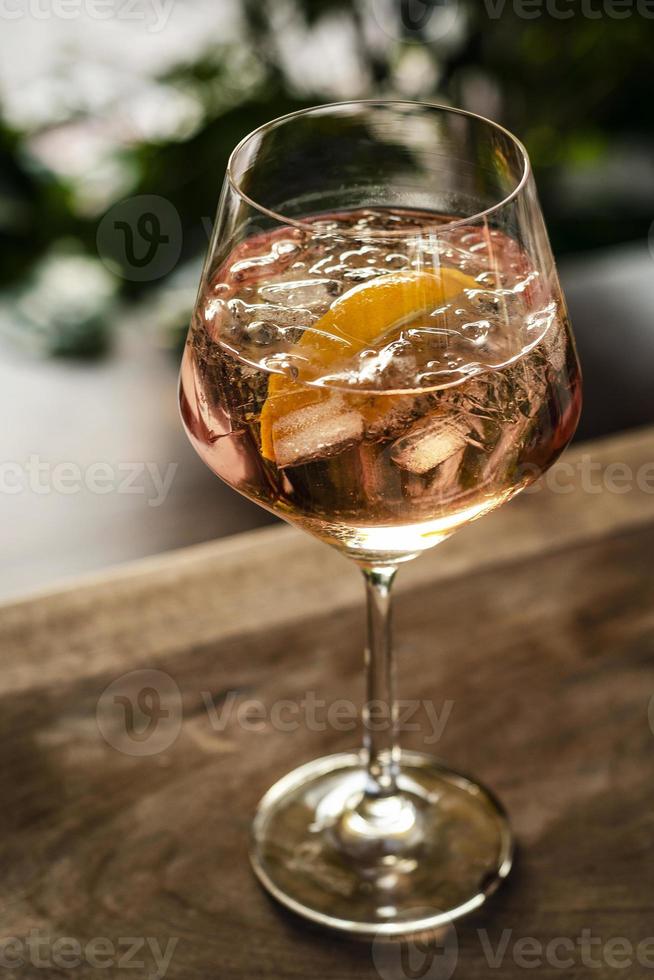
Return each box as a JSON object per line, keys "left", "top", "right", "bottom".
{"left": 478, "top": 413, "right": 533, "bottom": 488}
{"left": 363, "top": 392, "right": 426, "bottom": 442}
{"left": 342, "top": 267, "right": 387, "bottom": 283}
{"left": 226, "top": 300, "right": 315, "bottom": 348}
{"left": 391, "top": 415, "right": 467, "bottom": 474}
{"left": 405, "top": 447, "right": 466, "bottom": 499}
{"left": 271, "top": 395, "right": 364, "bottom": 468}
{"left": 258, "top": 278, "right": 342, "bottom": 309}
{"left": 461, "top": 319, "right": 492, "bottom": 346}
{"left": 385, "top": 252, "right": 410, "bottom": 270}
{"left": 245, "top": 320, "right": 281, "bottom": 346}
{"left": 539, "top": 316, "right": 567, "bottom": 373}
{"left": 230, "top": 237, "right": 302, "bottom": 283}
{"left": 428, "top": 447, "right": 466, "bottom": 495}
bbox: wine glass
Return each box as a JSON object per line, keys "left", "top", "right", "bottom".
{"left": 179, "top": 100, "right": 581, "bottom": 937}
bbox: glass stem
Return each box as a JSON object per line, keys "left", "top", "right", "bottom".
{"left": 361, "top": 565, "right": 399, "bottom": 799}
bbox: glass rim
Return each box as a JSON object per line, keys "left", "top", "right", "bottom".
{"left": 226, "top": 99, "right": 532, "bottom": 237}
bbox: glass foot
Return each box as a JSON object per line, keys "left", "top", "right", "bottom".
{"left": 250, "top": 750, "right": 513, "bottom": 938}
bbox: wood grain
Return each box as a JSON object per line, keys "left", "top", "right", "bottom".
{"left": 1, "top": 426, "right": 654, "bottom": 978}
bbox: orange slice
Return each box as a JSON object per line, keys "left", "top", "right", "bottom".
{"left": 259, "top": 268, "right": 476, "bottom": 462}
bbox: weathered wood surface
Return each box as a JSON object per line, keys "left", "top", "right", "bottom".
{"left": 1, "top": 426, "right": 654, "bottom": 978}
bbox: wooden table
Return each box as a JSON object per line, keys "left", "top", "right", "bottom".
{"left": 1, "top": 426, "right": 654, "bottom": 979}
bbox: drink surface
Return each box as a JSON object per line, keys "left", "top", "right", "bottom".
{"left": 180, "top": 209, "right": 581, "bottom": 563}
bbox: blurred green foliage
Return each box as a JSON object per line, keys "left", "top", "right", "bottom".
{"left": 0, "top": 0, "right": 652, "bottom": 355}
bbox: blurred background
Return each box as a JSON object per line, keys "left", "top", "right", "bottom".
{"left": 1, "top": 0, "right": 653, "bottom": 599}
